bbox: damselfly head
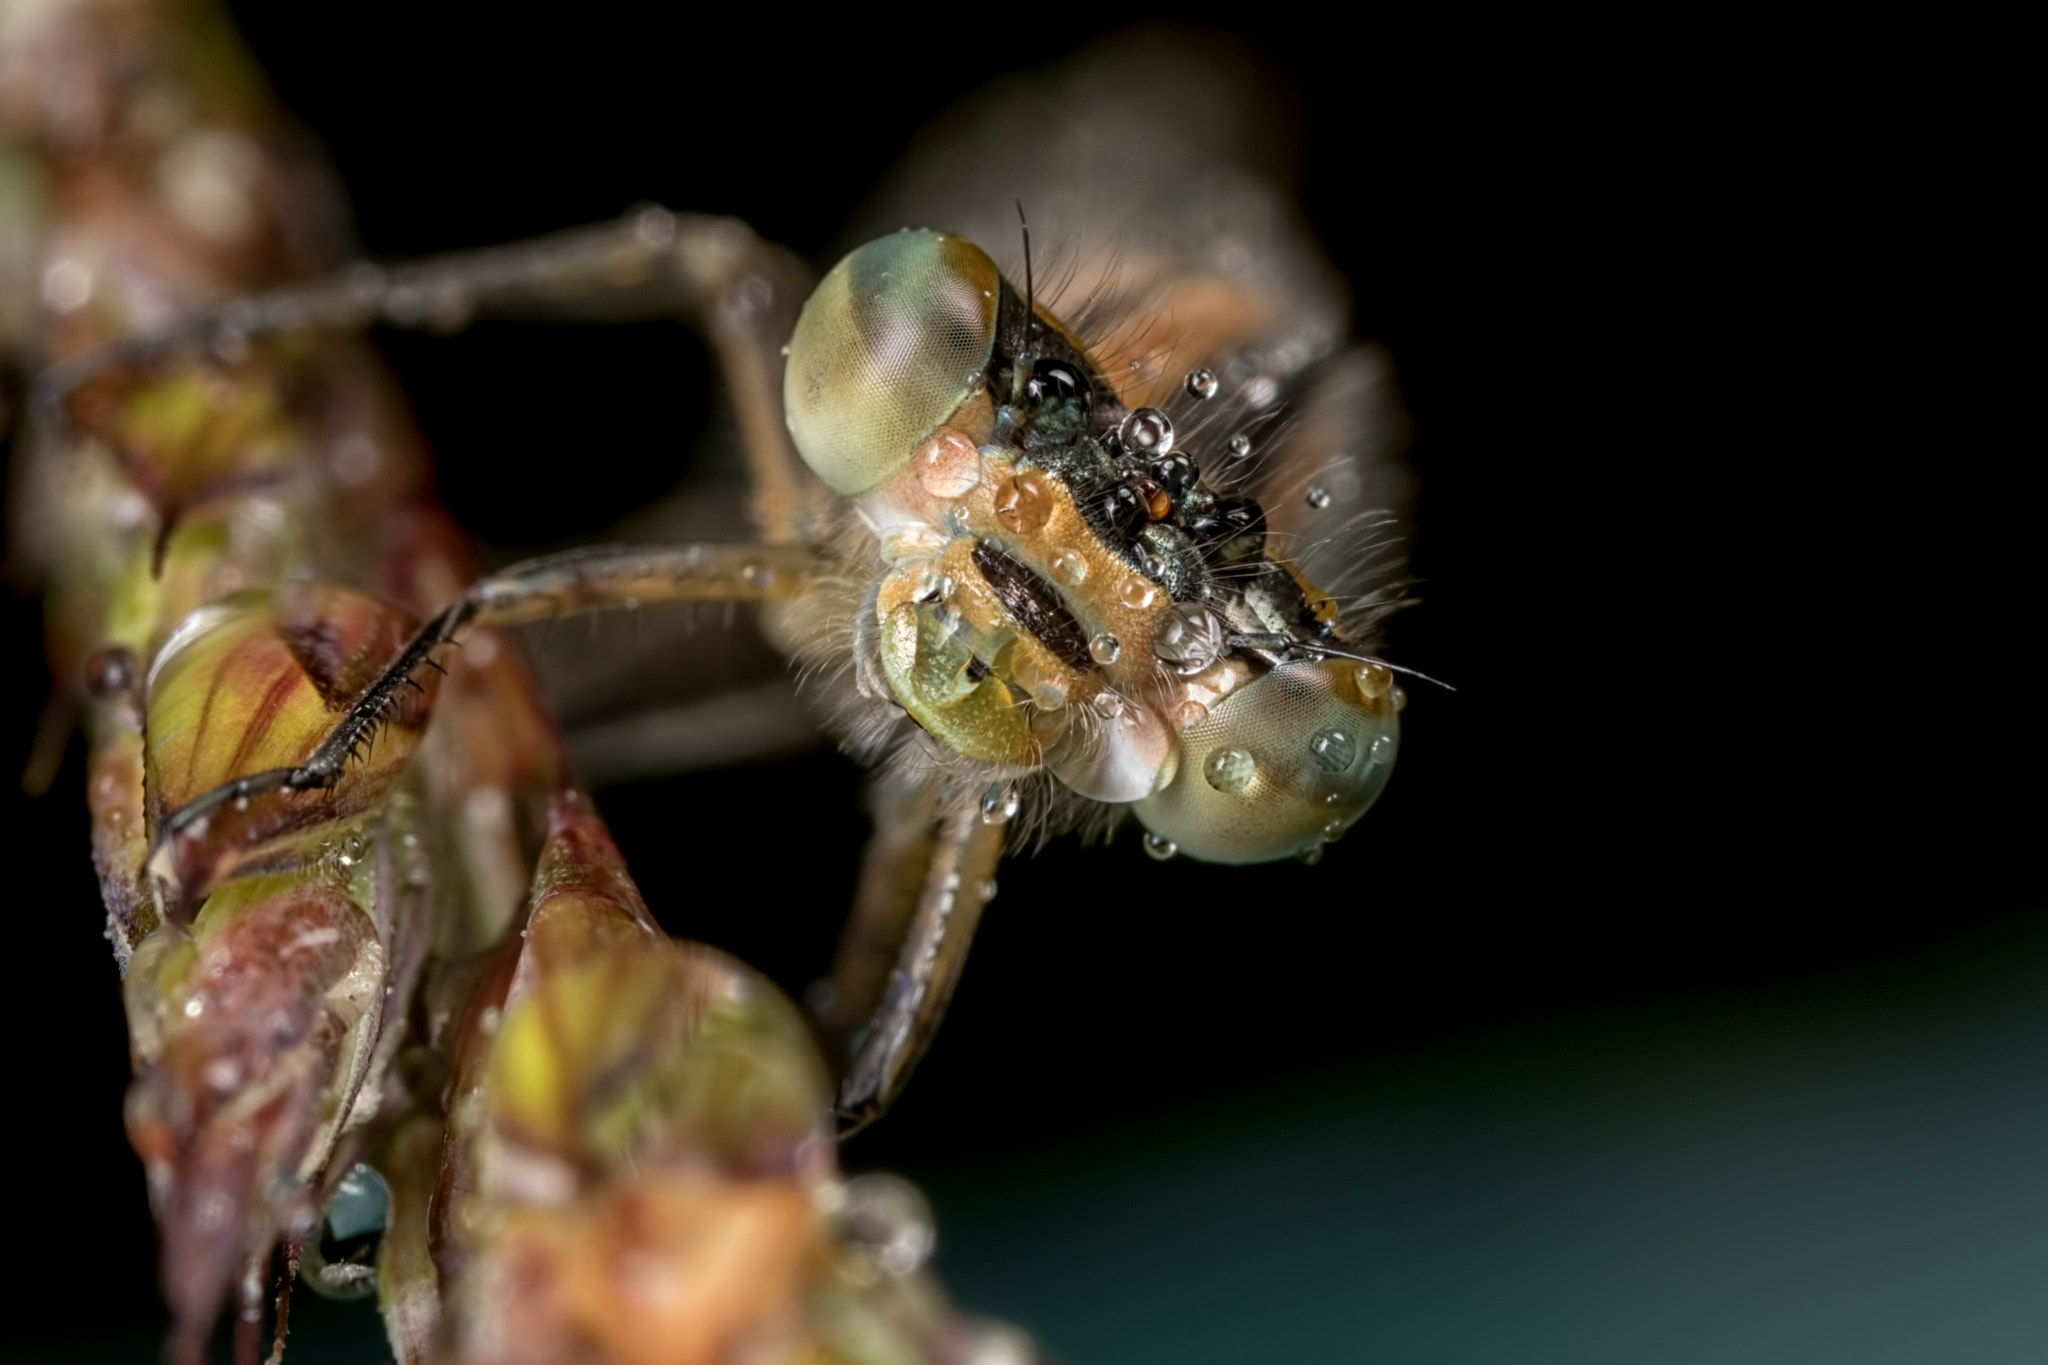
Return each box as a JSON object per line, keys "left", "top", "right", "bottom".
{"left": 784, "top": 230, "right": 1408, "bottom": 861}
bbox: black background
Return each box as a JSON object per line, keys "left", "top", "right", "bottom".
{"left": 1, "top": 5, "right": 2027, "bottom": 1351}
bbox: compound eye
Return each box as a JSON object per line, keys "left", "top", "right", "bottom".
{"left": 783, "top": 230, "right": 1000, "bottom": 496}
{"left": 1132, "top": 661, "right": 1399, "bottom": 864}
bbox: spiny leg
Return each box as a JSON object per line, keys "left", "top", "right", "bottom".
{"left": 828, "top": 778, "right": 1006, "bottom": 1137}
{"left": 147, "top": 542, "right": 823, "bottom": 886}
{"left": 36, "top": 209, "right": 824, "bottom": 543}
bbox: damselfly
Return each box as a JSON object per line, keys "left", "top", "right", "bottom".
{"left": 3, "top": 3, "right": 1430, "bottom": 1360}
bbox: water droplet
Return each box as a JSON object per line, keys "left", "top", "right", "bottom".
{"left": 835, "top": 1173, "right": 936, "bottom": 1279}
{"left": 1173, "top": 699, "right": 1209, "bottom": 728}
{"left": 1136, "top": 548, "right": 1167, "bottom": 578}
{"left": 1117, "top": 577, "right": 1156, "bottom": 609}
{"left": 994, "top": 471, "right": 1054, "bottom": 534}
{"left": 1049, "top": 549, "right": 1088, "bottom": 586}
{"left": 1310, "top": 728, "right": 1359, "bottom": 772}
{"left": 1227, "top": 432, "right": 1253, "bottom": 459}
{"left": 1244, "top": 375, "right": 1280, "bottom": 410}
{"left": 634, "top": 204, "right": 676, "bottom": 246}
{"left": 1370, "top": 733, "right": 1398, "bottom": 764}
{"left": 1119, "top": 407, "right": 1175, "bottom": 458}
{"left": 1354, "top": 662, "right": 1393, "bottom": 701}
{"left": 1204, "top": 747, "right": 1256, "bottom": 793}
{"left": 1297, "top": 843, "right": 1326, "bottom": 866}
{"left": 979, "top": 782, "right": 1019, "bottom": 825}
{"left": 1306, "top": 486, "right": 1332, "bottom": 510}
{"left": 1089, "top": 632, "right": 1122, "bottom": 665}
{"left": 84, "top": 646, "right": 137, "bottom": 699}
{"left": 40, "top": 258, "right": 91, "bottom": 313}
{"left": 1153, "top": 602, "right": 1225, "bottom": 672}
{"left": 1091, "top": 690, "right": 1126, "bottom": 719}
{"left": 728, "top": 273, "right": 773, "bottom": 318}
{"left": 1185, "top": 368, "right": 1219, "bottom": 400}
{"left": 1322, "top": 819, "right": 1348, "bottom": 840}
{"left": 978, "top": 878, "right": 999, "bottom": 902}
{"left": 916, "top": 429, "right": 983, "bottom": 497}
{"left": 1143, "top": 832, "right": 1179, "bottom": 861}
{"left": 1393, "top": 685, "right": 1409, "bottom": 712}
{"left": 232, "top": 796, "right": 249, "bottom": 813}
{"left": 301, "top": 1162, "right": 392, "bottom": 1302}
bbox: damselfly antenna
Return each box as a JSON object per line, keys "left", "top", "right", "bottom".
{"left": 1225, "top": 633, "right": 1457, "bottom": 691}
{"left": 1011, "top": 199, "right": 1035, "bottom": 403}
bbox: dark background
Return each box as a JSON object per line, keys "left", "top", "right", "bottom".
{"left": 2, "top": 7, "right": 2029, "bottom": 1361}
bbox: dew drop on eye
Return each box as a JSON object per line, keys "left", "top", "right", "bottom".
{"left": 1309, "top": 727, "right": 1358, "bottom": 773}
{"left": 1203, "top": 747, "right": 1256, "bottom": 793}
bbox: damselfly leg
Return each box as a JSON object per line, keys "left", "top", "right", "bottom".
{"left": 61, "top": 215, "right": 1011, "bottom": 1128}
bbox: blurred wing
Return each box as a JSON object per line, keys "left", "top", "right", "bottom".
{"left": 846, "top": 29, "right": 1413, "bottom": 647}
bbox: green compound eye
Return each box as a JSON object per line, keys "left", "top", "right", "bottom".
{"left": 1132, "top": 661, "right": 1399, "bottom": 864}
{"left": 783, "top": 230, "right": 1001, "bottom": 497}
